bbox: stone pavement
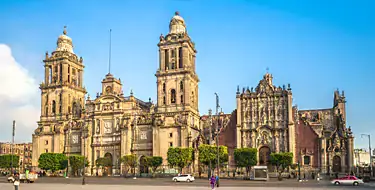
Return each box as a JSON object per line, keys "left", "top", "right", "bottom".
{"left": 0, "top": 183, "right": 370, "bottom": 190}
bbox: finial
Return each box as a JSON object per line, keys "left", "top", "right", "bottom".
{"left": 149, "top": 97, "right": 151, "bottom": 102}
{"left": 175, "top": 11, "right": 180, "bottom": 15}
{"left": 63, "top": 26, "right": 67, "bottom": 35}
{"left": 236, "top": 85, "right": 240, "bottom": 94}
{"left": 130, "top": 89, "right": 133, "bottom": 96}
{"left": 45, "top": 51, "right": 49, "bottom": 59}
{"left": 266, "top": 67, "right": 269, "bottom": 73}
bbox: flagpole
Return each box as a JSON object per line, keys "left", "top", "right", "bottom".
{"left": 11, "top": 120, "right": 15, "bottom": 174}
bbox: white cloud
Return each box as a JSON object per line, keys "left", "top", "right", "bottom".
{"left": 0, "top": 44, "right": 40, "bottom": 143}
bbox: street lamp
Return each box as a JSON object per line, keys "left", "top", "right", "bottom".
{"left": 361, "top": 134, "right": 372, "bottom": 177}
{"left": 214, "top": 93, "right": 220, "bottom": 177}
{"left": 81, "top": 108, "right": 87, "bottom": 185}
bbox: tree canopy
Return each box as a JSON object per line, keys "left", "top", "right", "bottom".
{"left": 167, "top": 147, "right": 193, "bottom": 171}
{"left": 198, "top": 144, "right": 228, "bottom": 167}
{"left": 146, "top": 156, "right": 163, "bottom": 173}
{"left": 38, "top": 153, "right": 67, "bottom": 172}
{"left": 234, "top": 148, "right": 257, "bottom": 168}
{"left": 96, "top": 157, "right": 112, "bottom": 167}
{"left": 270, "top": 152, "right": 293, "bottom": 170}
{"left": 0, "top": 154, "right": 20, "bottom": 169}
{"left": 121, "top": 154, "right": 137, "bottom": 176}
{"left": 69, "top": 155, "right": 89, "bottom": 176}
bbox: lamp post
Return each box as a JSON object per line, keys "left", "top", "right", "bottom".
{"left": 81, "top": 108, "right": 87, "bottom": 185}
{"left": 361, "top": 134, "right": 372, "bottom": 177}
{"left": 11, "top": 120, "right": 15, "bottom": 175}
{"left": 214, "top": 93, "right": 220, "bottom": 177}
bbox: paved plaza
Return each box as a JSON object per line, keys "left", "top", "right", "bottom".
{"left": 0, "top": 183, "right": 372, "bottom": 190}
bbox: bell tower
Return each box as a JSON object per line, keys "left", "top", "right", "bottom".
{"left": 154, "top": 12, "right": 200, "bottom": 159}
{"left": 40, "top": 26, "right": 86, "bottom": 121}
{"left": 156, "top": 11, "right": 199, "bottom": 114}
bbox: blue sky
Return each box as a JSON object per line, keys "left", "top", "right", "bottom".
{"left": 0, "top": 0, "right": 374, "bottom": 149}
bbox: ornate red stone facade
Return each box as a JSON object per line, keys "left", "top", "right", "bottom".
{"left": 202, "top": 73, "right": 354, "bottom": 173}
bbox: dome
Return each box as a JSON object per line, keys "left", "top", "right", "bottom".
{"left": 55, "top": 26, "right": 74, "bottom": 53}
{"left": 169, "top": 11, "right": 186, "bottom": 34}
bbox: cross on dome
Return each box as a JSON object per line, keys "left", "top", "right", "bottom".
{"left": 63, "top": 26, "right": 67, "bottom": 35}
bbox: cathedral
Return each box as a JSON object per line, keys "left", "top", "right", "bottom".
{"left": 210, "top": 72, "right": 354, "bottom": 174}
{"left": 32, "top": 12, "right": 201, "bottom": 175}
{"left": 32, "top": 11, "right": 354, "bottom": 175}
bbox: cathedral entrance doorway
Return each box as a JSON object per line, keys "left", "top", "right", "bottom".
{"left": 332, "top": 155, "right": 341, "bottom": 173}
{"left": 139, "top": 156, "right": 149, "bottom": 175}
{"left": 259, "top": 146, "right": 271, "bottom": 166}
{"left": 104, "top": 152, "right": 113, "bottom": 176}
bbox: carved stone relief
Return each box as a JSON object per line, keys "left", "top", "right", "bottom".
{"left": 104, "top": 120, "right": 112, "bottom": 134}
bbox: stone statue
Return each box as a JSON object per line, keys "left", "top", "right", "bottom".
{"left": 96, "top": 120, "right": 100, "bottom": 133}
{"left": 160, "top": 34, "right": 164, "bottom": 41}
{"left": 116, "top": 118, "right": 120, "bottom": 131}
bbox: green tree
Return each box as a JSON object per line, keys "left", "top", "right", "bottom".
{"left": 270, "top": 152, "right": 293, "bottom": 180}
{"left": 167, "top": 147, "right": 193, "bottom": 172}
{"left": 234, "top": 148, "right": 257, "bottom": 178}
{"left": 69, "top": 155, "right": 89, "bottom": 176}
{"left": 146, "top": 156, "right": 163, "bottom": 176}
{"left": 96, "top": 157, "right": 112, "bottom": 167}
{"left": 96, "top": 157, "right": 112, "bottom": 176}
{"left": 198, "top": 144, "right": 228, "bottom": 170}
{"left": 121, "top": 154, "right": 137, "bottom": 177}
{"left": 38, "top": 153, "right": 67, "bottom": 172}
{"left": 0, "top": 154, "right": 20, "bottom": 169}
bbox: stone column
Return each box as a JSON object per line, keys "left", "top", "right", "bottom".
{"left": 236, "top": 95, "right": 242, "bottom": 148}
{"left": 44, "top": 65, "right": 50, "bottom": 84}
{"left": 251, "top": 132, "right": 256, "bottom": 148}
{"left": 322, "top": 138, "right": 327, "bottom": 173}
{"left": 57, "top": 63, "right": 61, "bottom": 83}
{"left": 275, "top": 131, "right": 280, "bottom": 152}
{"left": 348, "top": 137, "right": 354, "bottom": 172}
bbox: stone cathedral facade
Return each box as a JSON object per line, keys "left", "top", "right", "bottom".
{"left": 32, "top": 12, "right": 201, "bottom": 175}
{"left": 32, "top": 12, "right": 354, "bottom": 175}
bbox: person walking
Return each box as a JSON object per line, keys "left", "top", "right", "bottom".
{"left": 210, "top": 175, "right": 216, "bottom": 190}
{"left": 13, "top": 173, "right": 20, "bottom": 190}
{"left": 215, "top": 175, "right": 220, "bottom": 188}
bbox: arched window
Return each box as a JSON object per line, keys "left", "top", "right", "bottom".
{"left": 45, "top": 106, "right": 49, "bottom": 116}
{"left": 72, "top": 102, "right": 77, "bottom": 115}
{"left": 162, "top": 83, "right": 166, "bottom": 93}
{"left": 180, "top": 95, "right": 184, "bottom": 104}
{"left": 52, "top": 101, "right": 56, "bottom": 114}
{"left": 163, "top": 96, "right": 166, "bottom": 105}
{"left": 180, "top": 81, "right": 184, "bottom": 91}
{"left": 68, "top": 106, "right": 71, "bottom": 113}
{"left": 171, "top": 62, "right": 175, "bottom": 69}
{"left": 171, "top": 89, "right": 176, "bottom": 104}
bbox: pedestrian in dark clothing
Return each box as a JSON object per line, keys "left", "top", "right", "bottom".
{"left": 216, "top": 175, "right": 220, "bottom": 187}
{"left": 13, "top": 174, "right": 20, "bottom": 190}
